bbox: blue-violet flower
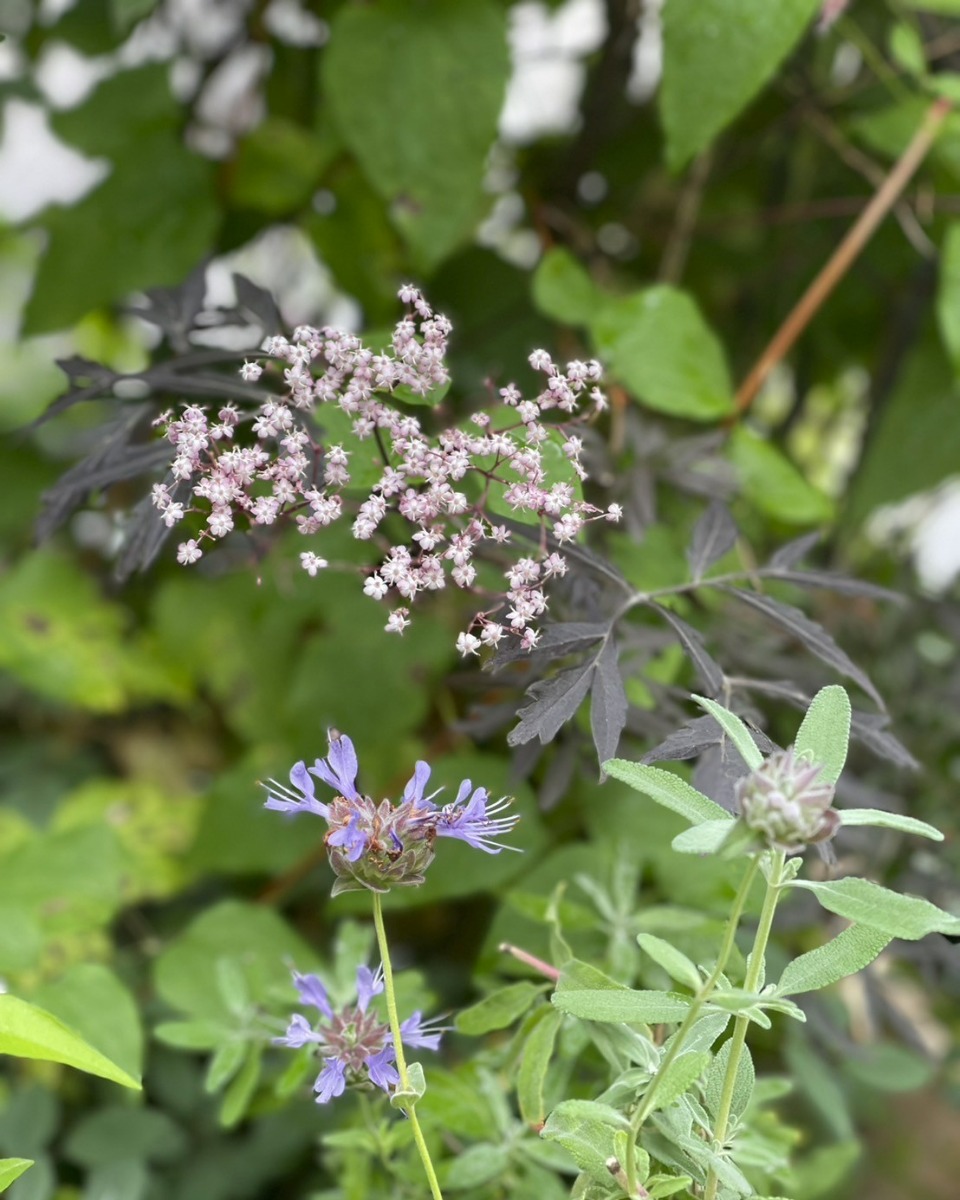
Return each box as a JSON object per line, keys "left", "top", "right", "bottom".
{"left": 264, "top": 730, "right": 519, "bottom": 895}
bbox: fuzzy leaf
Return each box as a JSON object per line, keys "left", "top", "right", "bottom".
{"left": 690, "top": 696, "right": 763, "bottom": 769}
{"left": 637, "top": 934, "right": 702, "bottom": 992}
{"left": 670, "top": 818, "right": 738, "bottom": 856}
{"left": 552, "top": 987, "right": 693, "bottom": 1025}
{"left": 518, "top": 1007, "right": 563, "bottom": 1126}
{"left": 591, "top": 637, "right": 627, "bottom": 770}
{"left": 456, "top": 982, "right": 547, "bottom": 1035}
{"left": 788, "top": 877, "right": 960, "bottom": 939}
{"left": 775, "top": 924, "right": 893, "bottom": 996}
{"left": 793, "top": 685, "right": 851, "bottom": 784}
{"left": 602, "top": 761, "right": 729, "bottom": 825}
{"left": 540, "top": 1100, "right": 629, "bottom": 1183}
{"left": 649, "top": 1051, "right": 711, "bottom": 1111}
{"left": 687, "top": 501, "right": 738, "bottom": 581}
{"left": 838, "top": 809, "right": 944, "bottom": 841}
{"left": 704, "top": 1041, "right": 755, "bottom": 1123}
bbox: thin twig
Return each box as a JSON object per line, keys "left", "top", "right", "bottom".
{"left": 735, "top": 97, "right": 951, "bottom": 414}
{"left": 659, "top": 147, "right": 713, "bottom": 285}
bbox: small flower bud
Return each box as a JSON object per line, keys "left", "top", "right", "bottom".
{"left": 735, "top": 746, "right": 839, "bottom": 854}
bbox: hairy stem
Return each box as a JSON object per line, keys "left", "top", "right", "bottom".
{"left": 372, "top": 892, "right": 445, "bottom": 1200}
{"left": 703, "top": 852, "right": 786, "bottom": 1200}
{"left": 622, "top": 855, "right": 761, "bottom": 1197}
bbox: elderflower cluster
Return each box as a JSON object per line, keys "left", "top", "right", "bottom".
{"left": 152, "top": 286, "right": 619, "bottom": 652}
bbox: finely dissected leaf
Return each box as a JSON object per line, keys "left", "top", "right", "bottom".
{"left": 775, "top": 924, "right": 893, "bottom": 996}
{"left": 766, "top": 569, "right": 904, "bottom": 604}
{"left": 492, "top": 621, "right": 609, "bottom": 671}
{"left": 660, "top": 0, "right": 821, "bottom": 169}
{"left": 508, "top": 659, "right": 596, "bottom": 746}
{"left": 768, "top": 531, "right": 821, "bottom": 569}
{"left": 704, "top": 1040, "right": 755, "bottom": 1123}
{"left": 0, "top": 1160, "right": 33, "bottom": 1192}
{"left": 644, "top": 716, "right": 729, "bottom": 764}
{"left": 591, "top": 637, "right": 628, "bottom": 770}
{"left": 456, "top": 982, "right": 547, "bottom": 1035}
{"left": 793, "top": 685, "right": 851, "bottom": 784}
{"left": 590, "top": 287, "right": 734, "bottom": 420}
{"left": 652, "top": 606, "right": 725, "bottom": 695}
{"left": 0, "top": 996, "right": 140, "bottom": 1090}
{"left": 850, "top": 711, "right": 919, "bottom": 770}
{"left": 691, "top": 696, "right": 763, "bottom": 769}
{"left": 670, "top": 818, "right": 738, "bottom": 856}
{"left": 637, "top": 934, "right": 702, "bottom": 992}
{"left": 532, "top": 247, "right": 602, "bottom": 325}
{"left": 540, "top": 1100, "right": 630, "bottom": 1183}
{"left": 649, "top": 1051, "right": 711, "bottom": 1112}
{"left": 728, "top": 426, "right": 834, "bottom": 525}
{"left": 518, "top": 1007, "right": 563, "bottom": 1126}
{"left": 719, "top": 587, "right": 884, "bottom": 708}
{"left": 603, "top": 761, "right": 729, "bottom": 825}
{"left": 838, "top": 809, "right": 944, "bottom": 840}
{"left": 788, "top": 877, "right": 960, "bottom": 939}
{"left": 687, "top": 501, "right": 738, "bottom": 582}
{"left": 552, "top": 987, "right": 693, "bottom": 1025}
{"left": 324, "top": 0, "right": 509, "bottom": 269}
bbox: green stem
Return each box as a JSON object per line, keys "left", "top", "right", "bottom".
{"left": 372, "top": 892, "right": 445, "bottom": 1200}
{"left": 622, "top": 856, "right": 761, "bottom": 1198}
{"left": 703, "top": 852, "right": 785, "bottom": 1200}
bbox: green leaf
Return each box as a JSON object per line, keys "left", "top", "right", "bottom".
{"left": 590, "top": 287, "right": 734, "bottom": 420}
{"left": 532, "top": 248, "right": 602, "bottom": 325}
{"left": 670, "top": 819, "right": 738, "bottom": 856}
{"left": 324, "top": 0, "right": 509, "bottom": 270}
{"left": 26, "top": 66, "right": 218, "bottom": 333}
{"left": 648, "top": 1177, "right": 694, "bottom": 1199}
{"left": 602, "top": 761, "right": 729, "bottom": 825}
{"left": 440, "top": 1143, "right": 510, "bottom": 1190}
{"left": 776, "top": 924, "right": 894, "bottom": 996}
{"left": 636, "top": 934, "right": 702, "bottom": 992}
{"left": 152, "top": 1021, "right": 229, "bottom": 1051}
{"left": 0, "top": 1161, "right": 32, "bottom": 1193}
{"left": 938, "top": 223, "right": 960, "bottom": 377}
{"left": 660, "top": 0, "right": 821, "bottom": 170}
{"left": 788, "top": 877, "right": 960, "bottom": 939}
{"left": 518, "top": 1008, "right": 562, "bottom": 1126}
{"left": 390, "top": 1060, "right": 426, "bottom": 1110}
{"left": 219, "top": 1046, "right": 262, "bottom": 1128}
{"left": 540, "top": 1100, "right": 630, "bottom": 1184}
{"left": 691, "top": 695, "right": 763, "bottom": 769}
{"left": 838, "top": 809, "right": 944, "bottom": 841}
{"left": 205, "top": 1040, "right": 248, "bottom": 1094}
{"left": 229, "top": 118, "right": 333, "bottom": 215}
{"left": 843, "top": 1042, "right": 935, "bottom": 1093}
{"left": 728, "top": 426, "right": 835, "bottom": 525}
{"left": 0, "top": 995, "right": 140, "bottom": 1089}
{"left": 704, "top": 1040, "right": 754, "bottom": 1123}
{"left": 32, "top": 964, "right": 143, "bottom": 1084}
{"left": 456, "top": 981, "right": 548, "bottom": 1035}
{"left": 793, "top": 685, "right": 851, "bottom": 784}
{"left": 63, "top": 1106, "right": 185, "bottom": 1167}
{"left": 552, "top": 987, "right": 693, "bottom": 1025}
{"left": 889, "top": 23, "right": 927, "bottom": 77}
{"left": 648, "top": 1050, "right": 710, "bottom": 1111}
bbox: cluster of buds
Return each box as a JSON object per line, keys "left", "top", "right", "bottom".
{"left": 276, "top": 964, "right": 443, "bottom": 1104}
{"left": 735, "top": 747, "right": 840, "bottom": 854}
{"left": 263, "top": 730, "right": 519, "bottom": 896}
{"left": 152, "top": 286, "right": 620, "bottom": 653}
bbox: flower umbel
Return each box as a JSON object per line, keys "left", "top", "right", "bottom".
{"left": 264, "top": 730, "right": 520, "bottom": 895}
{"left": 275, "top": 964, "right": 444, "bottom": 1104}
{"left": 735, "top": 746, "right": 839, "bottom": 854}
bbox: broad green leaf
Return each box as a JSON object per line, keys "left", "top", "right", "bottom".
{"left": 229, "top": 118, "right": 333, "bottom": 215}
{"left": 648, "top": 1050, "right": 710, "bottom": 1111}
{"left": 63, "top": 1106, "right": 185, "bottom": 1167}
{"left": 440, "top": 1143, "right": 510, "bottom": 1190}
{"left": 788, "top": 877, "right": 960, "bottom": 939}
{"left": 324, "top": 0, "right": 509, "bottom": 270}
{"left": 152, "top": 1021, "right": 229, "bottom": 1051}
{"left": 793, "top": 685, "right": 851, "bottom": 784}
{"left": 518, "top": 1008, "right": 562, "bottom": 1126}
{"left": 602, "top": 761, "right": 729, "bottom": 825}
{"left": 32, "top": 965, "right": 142, "bottom": 1083}
{"left": 0, "top": 1161, "right": 32, "bottom": 1192}
{"left": 704, "top": 1040, "right": 755, "bottom": 1123}
{"left": 456, "top": 981, "right": 547, "bottom": 1035}
{"left": 660, "top": 0, "right": 821, "bottom": 170}
{"left": 728, "top": 426, "right": 835, "bottom": 525}
{"left": 552, "top": 987, "right": 693, "bottom": 1025}
{"left": 888, "top": 23, "right": 927, "bottom": 77}
{"left": 590, "top": 287, "right": 734, "bottom": 420}
{"left": 532, "top": 248, "right": 602, "bottom": 325}
{"left": 776, "top": 924, "right": 893, "bottom": 996}
{"left": 838, "top": 809, "right": 943, "bottom": 841}
{"left": 637, "top": 934, "right": 702, "bottom": 992}
{"left": 671, "top": 819, "right": 738, "bottom": 856}
{"left": 843, "top": 1042, "right": 935, "bottom": 1093}
{"left": 0, "top": 995, "right": 139, "bottom": 1089}
{"left": 540, "top": 1100, "right": 630, "bottom": 1184}
{"left": 691, "top": 696, "right": 763, "bottom": 769}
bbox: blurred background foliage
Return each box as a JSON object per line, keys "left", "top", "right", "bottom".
{"left": 0, "top": 1, "right": 958, "bottom": 1198}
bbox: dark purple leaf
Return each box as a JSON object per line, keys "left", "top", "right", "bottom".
{"left": 651, "top": 604, "right": 725, "bottom": 695}
{"left": 849, "top": 711, "right": 919, "bottom": 771}
{"left": 720, "top": 586, "right": 885, "bottom": 710}
{"left": 232, "top": 273, "right": 283, "bottom": 334}
{"left": 643, "top": 714, "right": 777, "bottom": 765}
{"left": 693, "top": 744, "right": 747, "bottom": 814}
{"left": 590, "top": 637, "right": 627, "bottom": 772}
{"left": 508, "top": 658, "right": 595, "bottom": 746}
{"left": 768, "top": 531, "right": 821, "bottom": 569}
{"left": 490, "top": 621, "right": 609, "bottom": 672}
{"left": 764, "top": 569, "right": 904, "bottom": 604}
{"left": 539, "top": 736, "right": 580, "bottom": 810}
{"left": 687, "top": 501, "right": 738, "bottom": 582}
{"left": 114, "top": 485, "right": 181, "bottom": 579}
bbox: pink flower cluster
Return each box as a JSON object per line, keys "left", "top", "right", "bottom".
{"left": 152, "top": 286, "right": 620, "bottom": 653}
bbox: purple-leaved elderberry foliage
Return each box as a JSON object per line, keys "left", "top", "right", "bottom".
{"left": 276, "top": 964, "right": 444, "bottom": 1104}
{"left": 152, "top": 286, "right": 620, "bottom": 653}
{"left": 264, "top": 730, "right": 519, "bottom": 896}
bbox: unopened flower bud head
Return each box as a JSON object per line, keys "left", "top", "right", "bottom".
{"left": 735, "top": 746, "right": 839, "bottom": 854}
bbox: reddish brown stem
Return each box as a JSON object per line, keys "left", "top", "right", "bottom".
{"left": 735, "top": 97, "right": 951, "bottom": 414}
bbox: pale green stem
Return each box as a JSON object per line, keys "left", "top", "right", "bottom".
{"left": 372, "top": 892, "right": 445, "bottom": 1200}
{"left": 703, "top": 851, "right": 785, "bottom": 1200}
{"left": 622, "top": 855, "right": 761, "bottom": 1198}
